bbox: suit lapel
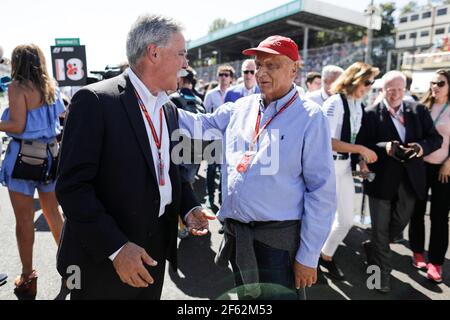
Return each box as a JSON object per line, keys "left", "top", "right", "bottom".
{"left": 119, "top": 74, "right": 158, "bottom": 183}
{"left": 403, "top": 103, "right": 414, "bottom": 143}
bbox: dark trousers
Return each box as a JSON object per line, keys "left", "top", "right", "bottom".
{"left": 409, "top": 162, "right": 450, "bottom": 265}
{"left": 369, "top": 180, "right": 416, "bottom": 274}
{"left": 230, "top": 240, "right": 297, "bottom": 300}
{"left": 70, "top": 217, "right": 170, "bottom": 300}
{"left": 206, "top": 164, "right": 221, "bottom": 204}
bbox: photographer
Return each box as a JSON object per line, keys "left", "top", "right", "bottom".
{"left": 356, "top": 71, "right": 442, "bottom": 293}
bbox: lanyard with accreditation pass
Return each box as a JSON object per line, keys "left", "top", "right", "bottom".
{"left": 236, "top": 91, "right": 299, "bottom": 173}
{"left": 134, "top": 88, "right": 166, "bottom": 186}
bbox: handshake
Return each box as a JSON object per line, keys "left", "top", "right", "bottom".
{"left": 378, "top": 141, "right": 422, "bottom": 162}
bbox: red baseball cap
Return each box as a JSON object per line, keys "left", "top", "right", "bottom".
{"left": 242, "top": 35, "right": 300, "bottom": 62}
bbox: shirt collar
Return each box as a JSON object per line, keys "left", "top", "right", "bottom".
{"left": 383, "top": 98, "right": 404, "bottom": 115}
{"left": 128, "top": 68, "right": 169, "bottom": 111}
{"left": 259, "top": 84, "right": 298, "bottom": 113}
{"left": 320, "top": 87, "right": 330, "bottom": 101}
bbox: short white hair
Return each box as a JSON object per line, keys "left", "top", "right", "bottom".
{"left": 241, "top": 59, "right": 256, "bottom": 70}
{"left": 322, "top": 65, "right": 344, "bottom": 81}
{"left": 382, "top": 71, "right": 406, "bottom": 88}
{"left": 126, "top": 14, "right": 183, "bottom": 66}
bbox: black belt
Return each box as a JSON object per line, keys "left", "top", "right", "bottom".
{"left": 333, "top": 154, "right": 349, "bottom": 160}
{"left": 229, "top": 218, "right": 299, "bottom": 228}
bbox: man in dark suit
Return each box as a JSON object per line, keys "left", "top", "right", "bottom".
{"left": 357, "top": 71, "right": 442, "bottom": 293}
{"left": 55, "top": 14, "right": 215, "bottom": 300}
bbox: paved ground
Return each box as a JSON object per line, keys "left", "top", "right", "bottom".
{"left": 0, "top": 161, "right": 449, "bottom": 300}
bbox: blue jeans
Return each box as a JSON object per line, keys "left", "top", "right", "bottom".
{"left": 230, "top": 240, "right": 298, "bottom": 300}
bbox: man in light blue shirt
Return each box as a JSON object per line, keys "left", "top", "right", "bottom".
{"left": 178, "top": 36, "right": 336, "bottom": 299}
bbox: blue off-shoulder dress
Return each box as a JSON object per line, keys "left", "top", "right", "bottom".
{"left": 0, "top": 90, "right": 65, "bottom": 196}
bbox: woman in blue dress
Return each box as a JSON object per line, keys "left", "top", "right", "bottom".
{"left": 0, "top": 44, "right": 65, "bottom": 298}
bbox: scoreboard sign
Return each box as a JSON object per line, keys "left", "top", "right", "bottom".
{"left": 51, "top": 45, "right": 87, "bottom": 87}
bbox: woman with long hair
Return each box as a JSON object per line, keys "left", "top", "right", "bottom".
{"left": 0, "top": 44, "right": 65, "bottom": 298}
{"left": 319, "top": 62, "right": 380, "bottom": 280}
{"left": 409, "top": 69, "right": 450, "bottom": 283}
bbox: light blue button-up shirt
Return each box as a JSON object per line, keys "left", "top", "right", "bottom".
{"left": 177, "top": 86, "right": 336, "bottom": 268}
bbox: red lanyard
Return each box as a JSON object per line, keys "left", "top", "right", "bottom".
{"left": 134, "top": 88, "right": 165, "bottom": 186}
{"left": 252, "top": 91, "right": 299, "bottom": 147}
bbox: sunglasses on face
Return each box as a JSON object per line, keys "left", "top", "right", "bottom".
{"left": 218, "top": 73, "right": 231, "bottom": 78}
{"left": 431, "top": 80, "right": 446, "bottom": 88}
{"left": 364, "top": 79, "right": 375, "bottom": 87}
{"left": 243, "top": 70, "right": 255, "bottom": 75}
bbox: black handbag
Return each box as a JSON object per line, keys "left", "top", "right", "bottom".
{"left": 11, "top": 139, "right": 59, "bottom": 183}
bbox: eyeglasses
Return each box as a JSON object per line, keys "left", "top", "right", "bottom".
{"left": 386, "top": 87, "right": 406, "bottom": 94}
{"left": 431, "top": 80, "right": 446, "bottom": 88}
{"left": 218, "top": 73, "right": 231, "bottom": 78}
{"left": 243, "top": 70, "right": 255, "bottom": 75}
{"left": 364, "top": 79, "right": 375, "bottom": 87}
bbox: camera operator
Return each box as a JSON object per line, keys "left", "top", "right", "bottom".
{"left": 356, "top": 71, "right": 442, "bottom": 293}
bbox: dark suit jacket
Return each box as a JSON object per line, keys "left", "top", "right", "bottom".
{"left": 55, "top": 73, "right": 199, "bottom": 283}
{"left": 356, "top": 100, "right": 442, "bottom": 200}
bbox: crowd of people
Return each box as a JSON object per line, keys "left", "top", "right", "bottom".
{"left": 0, "top": 13, "right": 449, "bottom": 300}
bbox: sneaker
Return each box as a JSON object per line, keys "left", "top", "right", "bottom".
{"left": 427, "top": 263, "right": 443, "bottom": 283}
{"left": 412, "top": 253, "right": 427, "bottom": 270}
{"left": 178, "top": 228, "right": 190, "bottom": 240}
{"left": 319, "top": 257, "right": 345, "bottom": 280}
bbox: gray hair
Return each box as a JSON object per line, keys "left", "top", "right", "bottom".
{"left": 382, "top": 70, "right": 406, "bottom": 87}
{"left": 321, "top": 65, "right": 344, "bottom": 81}
{"left": 126, "top": 14, "right": 183, "bottom": 66}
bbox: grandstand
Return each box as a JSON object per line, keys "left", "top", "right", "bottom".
{"left": 187, "top": 0, "right": 368, "bottom": 82}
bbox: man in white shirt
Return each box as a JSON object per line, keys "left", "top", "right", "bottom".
{"left": 56, "top": 14, "right": 214, "bottom": 300}
{"left": 306, "top": 65, "right": 343, "bottom": 107}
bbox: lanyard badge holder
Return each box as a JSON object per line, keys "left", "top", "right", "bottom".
{"left": 236, "top": 91, "right": 299, "bottom": 174}
{"left": 134, "top": 89, "right": 166, "bottom": 186}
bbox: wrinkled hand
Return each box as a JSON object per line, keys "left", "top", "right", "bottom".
{"left": 186, "top": 207, "right": 216, "bottom": 236}
{"left": 404, "top": 143, "right": 423, "bottom": 158}
{"left": 359, "top": 146, "right": 378, "bottom": 164}
{"left": 112, "top": 242, "right": 157, "bottom": 288}
{"left": 294, "top": 261, "right": 317, "bottom": 289}
{"left": 438, "top": 160, "right": 450, "bottom": 184}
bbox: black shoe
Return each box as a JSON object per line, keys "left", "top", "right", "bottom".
{"left": 0, "top": 273, "right": 7, "bottom": 287}
{"left": 377, "top": 273, "right": 391, "bottom": 293}
{"left": 54, "top": 278, "right": 71, "bottom": 300}
{"left": 319, "top": 257, "right": 345, "bottom": 280}
{"left": 363, "top": 241, "right": 375, "bottom": 266}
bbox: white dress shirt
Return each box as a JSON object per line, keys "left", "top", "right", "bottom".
{"left": 109, "top": 68, "right": 173, "bottom": 261}
{"left": 305, "top": 87, "right": 330, "bottom": 107}
{"left": 383, "top": 99, "right": 406, "bottom": 143}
